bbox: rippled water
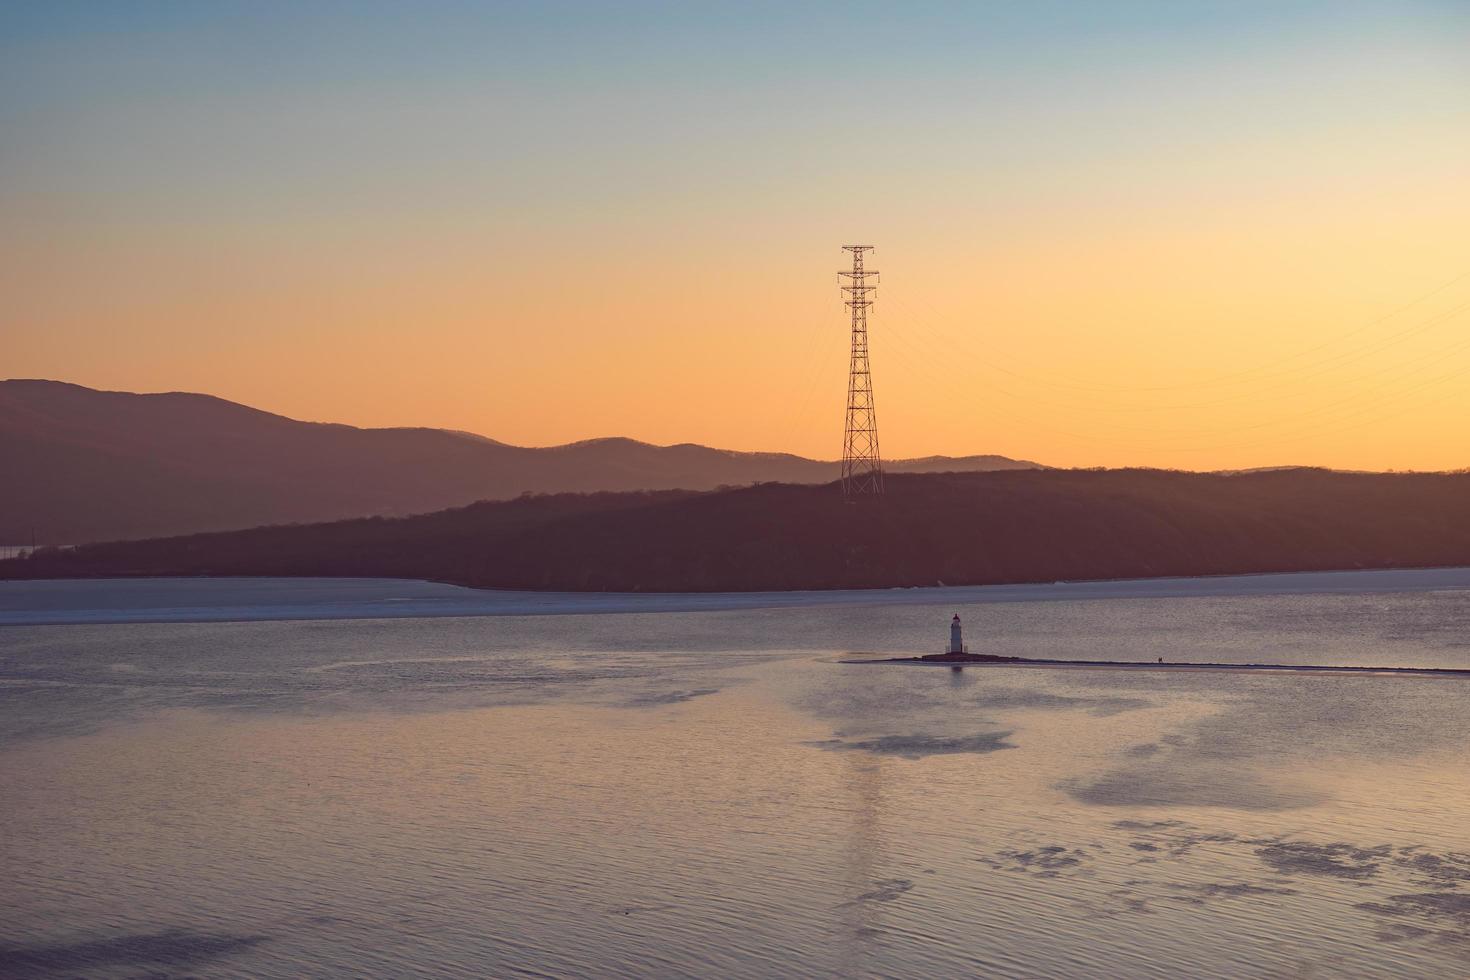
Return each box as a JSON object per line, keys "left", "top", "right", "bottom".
{"left": 4, "top": 575, "right": 1470, "bottom": 977}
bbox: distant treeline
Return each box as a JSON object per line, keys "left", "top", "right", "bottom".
{"left": 6, "top": 469, "right": 1470, "bottom": 592}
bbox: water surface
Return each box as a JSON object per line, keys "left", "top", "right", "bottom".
{"left": 3, "top": 574, "right": 1470, "bottom": 977}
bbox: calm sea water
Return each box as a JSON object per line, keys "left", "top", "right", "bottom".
{"left": 3, "top": 573, "right": 1470, "bottom": 978}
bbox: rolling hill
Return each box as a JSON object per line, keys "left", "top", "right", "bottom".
{"left": 0, "top": 379, "right": 1039, "bottom": 543}
{"left": 8, "top": 468, "right": 1470, "bottom": 592}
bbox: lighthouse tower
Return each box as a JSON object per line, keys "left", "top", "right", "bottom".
{"left": 948, "top": 614, "right": 967, "bottom": 655}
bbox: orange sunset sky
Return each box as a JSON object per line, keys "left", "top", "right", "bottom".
{"left": 4, "top": 2, "right": 1469, "bottom": 471}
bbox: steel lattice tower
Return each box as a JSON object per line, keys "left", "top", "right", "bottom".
{"left": 840, "top": 245, "right": 883, "bottom": 496}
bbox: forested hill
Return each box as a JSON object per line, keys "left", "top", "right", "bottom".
{"left": 6, "top": 468, "right": 1470, "bottom": 592}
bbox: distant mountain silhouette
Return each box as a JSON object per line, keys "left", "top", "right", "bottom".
{"left": 0, "top": 380, "right": 1039, "bottom": 543}
{"left": 8, "top": 469, "right": 1470, "bottom": 592}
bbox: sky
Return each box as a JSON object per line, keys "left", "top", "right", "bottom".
{"left": 3, "top": 1, "right": 1469, "bottom": 470}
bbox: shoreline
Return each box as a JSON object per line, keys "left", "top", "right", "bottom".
{"left": 6, "top": 566, "right": 1470, "bottom": 627}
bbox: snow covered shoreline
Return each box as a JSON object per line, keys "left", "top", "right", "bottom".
{"left": 6, "top": 566, "right": 1470, "bottom": 627}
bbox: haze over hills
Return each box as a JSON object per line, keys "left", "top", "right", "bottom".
{"left": 0, "top": 380, "right": 1040, "bottom": 544}
{"left": 8, "top": 469, "right": 1470, "bottom": 592}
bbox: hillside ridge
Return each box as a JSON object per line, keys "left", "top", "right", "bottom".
{"left": 8, "top": 468, "right": 1470, "bottom": 593}
{"left": 0, "top": 379, "right": 1040, "bottom": 543}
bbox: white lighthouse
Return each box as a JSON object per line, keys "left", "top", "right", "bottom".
{"left": 948, "top": 613, "right": 967, "bottom": 654}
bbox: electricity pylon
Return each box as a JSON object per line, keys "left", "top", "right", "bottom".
{"left": 840, "top": 245, "right": 883, "bottom": 496}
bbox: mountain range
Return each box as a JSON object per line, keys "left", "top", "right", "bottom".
{"left": 0, "top": 379, "right": 1039, "bottom": 543}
